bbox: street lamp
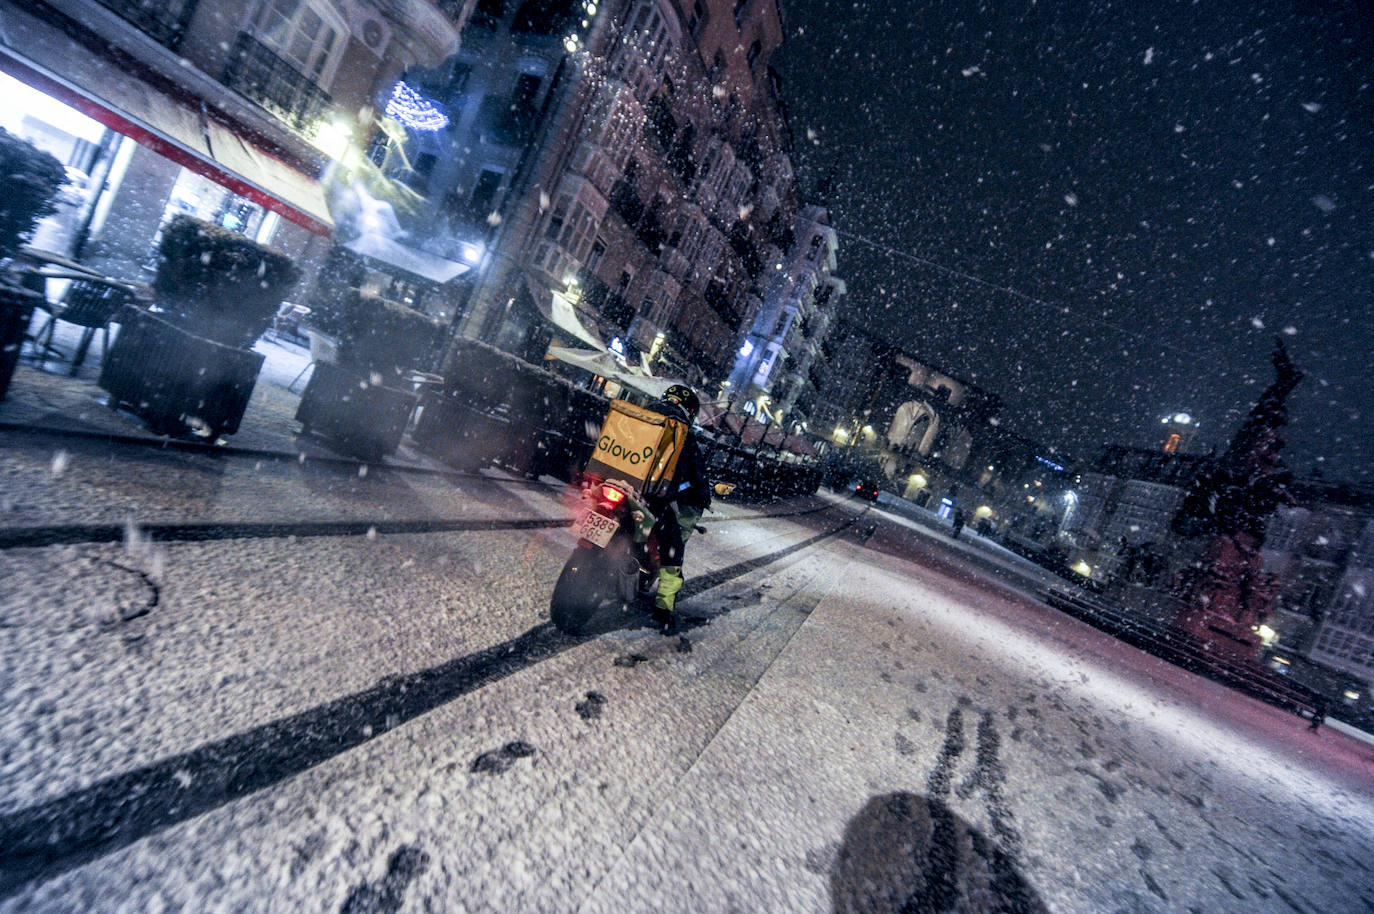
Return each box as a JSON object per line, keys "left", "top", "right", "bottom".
{"left": 314, "top": 117, "right": 354, "bottom": 162}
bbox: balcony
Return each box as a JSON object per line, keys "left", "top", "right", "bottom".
{"left": 96, "top": 0, "right": 199, "bottom": 50}
{"left": 220, "top": 32, "right": 332, "bottom": 139}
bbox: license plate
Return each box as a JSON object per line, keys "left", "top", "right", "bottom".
{"left": 575, "top": 510, "right": 618, "bottom": 548}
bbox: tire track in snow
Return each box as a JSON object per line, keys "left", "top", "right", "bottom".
{"left": 0, "top": 516, "right": 569, "bottom": 549}
{"left": 575, "top": 541, "right": 843, "bottom": 913}
{"left": 0, "top": 503, "right": 835, "bottom": 550}
{"left": 0, "top": 519, "right": 850, "bottom": 898}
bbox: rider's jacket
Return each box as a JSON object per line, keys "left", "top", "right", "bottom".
{"left": 646, "top": 397, "right": 712, "bottom": 515}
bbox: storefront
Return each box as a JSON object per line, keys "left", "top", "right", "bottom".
{"left": 0, "top": 54, "right": 331, "bottom": 289}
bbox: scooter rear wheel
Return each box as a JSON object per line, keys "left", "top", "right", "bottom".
{"left": 550, "top": 546, "right": 616, "bottom": 635}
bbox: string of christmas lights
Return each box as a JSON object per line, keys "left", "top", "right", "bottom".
{"left": 385, "top": 82, "right": 449, "bottom": 132}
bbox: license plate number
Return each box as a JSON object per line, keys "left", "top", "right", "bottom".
{"left": 575, "top": 510, "right": 618, "bottom": 548}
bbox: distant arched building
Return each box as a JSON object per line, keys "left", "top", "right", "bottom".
{"left": 810, "top": 322, "right": 1073, "bottom": 535}
{"left": 889, "top": 400, "right": 940, "bottom": 456}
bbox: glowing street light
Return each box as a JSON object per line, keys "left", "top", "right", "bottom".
{"left": 314, "top": 117, "right": 354, "bottom": 161}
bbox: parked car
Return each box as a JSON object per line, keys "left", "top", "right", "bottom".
{"left": 852, "top": 479, "right": 881, "bottom": 502}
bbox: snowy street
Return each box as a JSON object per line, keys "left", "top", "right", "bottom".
{"left": 2, "top": 431, "right": 1373, "bottom": 913}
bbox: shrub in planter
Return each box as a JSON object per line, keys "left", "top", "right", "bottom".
{"left": 152, "top": 214, "right": 300, "bottom": 348}
{"left": 0, "top": 128, "right": 66, "bottom": 259}
{"left": 414, "top": 339, "right": 607, "bottom": 478}
{"left": 0, "top": 280, "right": 44, "bottom": 402}
{"left": 295, "top": 360, "right": 416, "bottom": 461}
{"left": 100, "top": 215, "right": 298, "bottom": 437}
{"left": 0, "top": 128, "right": 65, "bottom": 400}
{"left": 321, "top": 288, "right": 446, "bottom": 379}
{"left": 302, "top": 245, "right": 366, "bottom": 323}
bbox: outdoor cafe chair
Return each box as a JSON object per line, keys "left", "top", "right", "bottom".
{"left": 270, "top": 301, "right": 311, "bottom": 341}
{"left": 29, "top": 278, "right": 134, "bottom": 376}
{"left": 288, "top": 328, "right": 339, "bottom": 392}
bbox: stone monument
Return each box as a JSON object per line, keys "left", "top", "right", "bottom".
{"left": 1168, "top": 339, "right": 1304, "bottom": 663}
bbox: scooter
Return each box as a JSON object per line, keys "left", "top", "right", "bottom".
{"left": 550, "top": 477, "right": 662, "bottom": 635}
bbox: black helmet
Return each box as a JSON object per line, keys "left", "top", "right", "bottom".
{"left": 663, "top": 384, "right": 700, "bottom": 419}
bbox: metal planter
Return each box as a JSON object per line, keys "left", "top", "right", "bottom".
{"left": 410, "top": 390, "right": 517, "bottom": 472}
{"left": 295, "top": 361, "right": 416, "bottom": 461}
{"left": 99, "top": 307, "right": 264, "bottom": 438}
{"left": 0, "top": 280, "right": 40, "bottom": 402}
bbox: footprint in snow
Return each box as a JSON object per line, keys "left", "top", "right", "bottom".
{"left": 576, "top": 691, "right": 606, "bottom": 720}
{"left": 340, "top": 844, "right": 429, "bottom": 914}
{"left": 470, "top": 741, "right": 537, "bottom": 774}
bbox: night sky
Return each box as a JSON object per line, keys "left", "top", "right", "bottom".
{"left": 776, "top": 1, "right": 1374, "bottom": 482}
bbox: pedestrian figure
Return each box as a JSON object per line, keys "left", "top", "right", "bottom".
{"left": 1309, "top": 697, "right": 1328, "bottom": 731}
{"left": 950, "top": 506, "right": 965, "bottom": 539}
{"left": 1117, "top": 536, "right": 1140, "bottom": 581}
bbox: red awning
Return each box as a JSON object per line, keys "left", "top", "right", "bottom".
{"left": 696, "top": 402, "right": 729, "bottom": 429}
{"left": 0, "top": 47, "right": 332, "bottom": 236}
{"left": 740, "top": 423, "right": 786, "bottom": 448}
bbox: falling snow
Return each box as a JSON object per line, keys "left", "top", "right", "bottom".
{"left": 778, "top": 0, "right": 1374, "bottom": 481}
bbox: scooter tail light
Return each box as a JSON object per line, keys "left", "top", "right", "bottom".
{"left": 600, "top": 485, "right": 626, "bottom": 505}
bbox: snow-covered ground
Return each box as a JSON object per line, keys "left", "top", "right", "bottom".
{"left": 1, "top": 436, "right": 1372, "bottom": 913}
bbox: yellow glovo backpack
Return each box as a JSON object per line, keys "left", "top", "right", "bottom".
{"left": 584, "top": 399, "right": 688, "bottom": 499}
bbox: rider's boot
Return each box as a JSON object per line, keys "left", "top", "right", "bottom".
{"left": 653, "top": 565, "right": 684, "bottom": 634}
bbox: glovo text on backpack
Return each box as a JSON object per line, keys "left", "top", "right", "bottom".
{"left": 585, "top": 399, "right": 687, "bottom": 497}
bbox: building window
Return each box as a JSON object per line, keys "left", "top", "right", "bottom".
{"left": 587, "top": 238, "right": 606, "bottom": 271}
{"left": 710, "top": 50, "right": 726, "bottom": 80}
{"left": 512, "top": 0, "right": 576, "bottom": 36}
{"left": 444, "top": 62, "right": 472, "bottom": 101}
{"left": 255, "top": 0, "right": 343, "bottom": 83}
{"left": 746, "top": 39, "right": 762, "bottom": 71}
{"left": 511, "top": 73, "right": 542, "bottom": 110}
{"left": 614, "top": 1, "right": 674, "bottom": 98}
{"left": 413, "top": 152, "right": 437, "bottom": 183}
{"left": 469, "top": 0, "right": 506, "bottom": 29}
{"left": 470, "top": 168, "right": 503, "bottom": 217}
{"left": 505, "top": 73, "right": 542, "bottom": 131}
{"left": 546, "top": 196, "right": 569, "bottom": 239}
{"left": 687, "top": 0, "right": 708, "bottom": 37}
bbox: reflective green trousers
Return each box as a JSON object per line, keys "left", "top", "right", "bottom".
{"left": 654, "top": 506, "right": 701, "bottom": 613}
